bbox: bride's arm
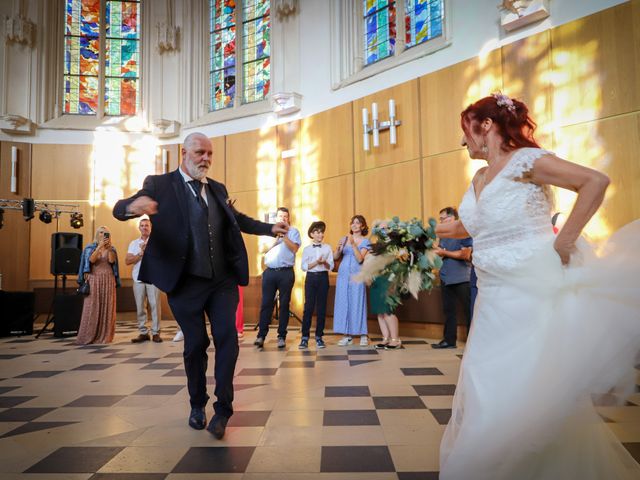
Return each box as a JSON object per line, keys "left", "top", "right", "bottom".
{"left": 529, "top": 154, "right": 610, "bottom": 264}
{"left": 436, "top": 220, "right": 470, "bottom": 239}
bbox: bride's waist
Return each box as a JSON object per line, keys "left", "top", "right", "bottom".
{"left": 472, "top": 222, "right": 554, "bottom": 251}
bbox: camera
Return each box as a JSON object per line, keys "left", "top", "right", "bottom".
{"left": 103, "top": 232, "right": 110, "bottom": 239}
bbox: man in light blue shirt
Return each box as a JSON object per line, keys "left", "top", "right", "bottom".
{"left": 255, "top": 207, "right": 301, "bottom": 349}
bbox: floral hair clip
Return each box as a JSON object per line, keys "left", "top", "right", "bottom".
{"left": 492, "top": 92, "right": 517, "bottom": 115}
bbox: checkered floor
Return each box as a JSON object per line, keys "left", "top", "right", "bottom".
{"left": 0, "top": 313, "right": 638, "bottom": 479}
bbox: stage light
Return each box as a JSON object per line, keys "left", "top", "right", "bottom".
{"left": 70, "top": 212, "right": 83, "bottom": 229}
{"left": 22, "top": 198, "right": 35, "bottom": 221}
{"left": 39, "top": 210, "right": 53, "bottom": 224}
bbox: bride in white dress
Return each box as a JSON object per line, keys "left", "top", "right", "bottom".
{"left": 437, "top": 93, "right": 640, "bottom": 479}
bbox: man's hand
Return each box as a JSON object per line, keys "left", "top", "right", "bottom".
{"left": 128, "top": 196, "right": 158, "bottom": 216}
{"left": 272, "top": 222, "right": 289, "bottom": 236}
{"left": 433, "top": 247, "right": 446, "bottom": 257}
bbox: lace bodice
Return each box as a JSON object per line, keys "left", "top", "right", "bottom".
{"left": 459, "top": 148, "right": 555, "bottom": 273}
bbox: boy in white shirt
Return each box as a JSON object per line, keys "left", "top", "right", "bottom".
{"left": 299, "top": 221, "right": 334, "bottom": 349}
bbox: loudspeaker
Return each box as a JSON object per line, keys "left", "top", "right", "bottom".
{"left": 0, "top": 291, "right": 35, "bottom": 337}
{"left": 52, "top": 294, "right": 84, "bottom": 337}
{"left": 51, "top": 232, "right": 83, "bottom": 275}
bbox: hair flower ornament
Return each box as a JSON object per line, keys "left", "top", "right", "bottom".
{"left": 492, "top": 92, "right": 517, "bottom": 115}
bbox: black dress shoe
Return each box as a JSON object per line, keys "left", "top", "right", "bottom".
{"left": 207, "top": 414, "right": 229, "bottom": 439}
{"left": 188, "top": 407, "right": 206, "bottom": 430}
{"left": 431, "top": 340, "right": 456, "bottom": 349}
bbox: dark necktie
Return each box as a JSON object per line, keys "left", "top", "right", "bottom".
{"left": 188, "top": 180, "right": 207, "bottom": 209}
{"left": 312, "top": 244, "right": 321, "bottom": 248}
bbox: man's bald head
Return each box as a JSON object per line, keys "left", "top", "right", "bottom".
{"left": 183, "top": 132, "right": 210, "bottom": 150}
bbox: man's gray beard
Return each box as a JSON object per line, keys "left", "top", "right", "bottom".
{"left": 185, "top": 163, "right": 207, "bottom": 180}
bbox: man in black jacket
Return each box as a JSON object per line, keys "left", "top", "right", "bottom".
{"left": 113, "top": 132, "right": 287, "bottom": 439}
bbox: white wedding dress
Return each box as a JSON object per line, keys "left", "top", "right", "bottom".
{"left": 440, "top": 148, "right": 640, "bottom": 479}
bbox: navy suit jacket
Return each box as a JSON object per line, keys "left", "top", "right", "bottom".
{"left": 113, "top": 170, "right": 274, "bottom": 293}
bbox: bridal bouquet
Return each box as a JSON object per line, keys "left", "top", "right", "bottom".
{"left": 355, "top": 217, "right": 442, "bottom": 310}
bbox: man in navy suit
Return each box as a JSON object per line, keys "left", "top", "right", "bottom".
{"left": 113, "top": 132, "right": 287, "bottom": 439}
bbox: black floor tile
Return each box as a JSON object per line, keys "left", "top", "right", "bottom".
{"left": 401, "top": 367, "right": 443, "bottom": 376}
{"left": 237, "top": 368, "right": 278, "bottom": 376}
{"left": 25, "top": 446, "right": 124, "bottom": 473}
{"left": 0, "top": 407, "right": 55, "bottom": 422}
{"left": 90, "top": 474, "right": 167, "bottom": 480}
{"left": 1, "top": 421, "right": 78, "bottom": 438}
{"left": 373, "top": 396, "right": 427, "bottom": 409}
{"left": 347, "top": 349, "right": 379, "bottom": 356}
{"left": 316, "top": 355, "right": 349, "bottom": 361}
{"left": 162, "top": 369, "right": 186, "bottom": 377}
{"left": 141, "top": 363, "right": 181, "bottom": 370}
{"left": 234, "top": 384, "right": 267, "bottom": 391}
{"left": 33, "top": 350, "right": 67, "bottom": 354}
{"left": 320, "top": 445, "right": 395, "bottom": 472}
{"left": 286, "top": 351, "right": 316, "bottom": 357}
{"left": 397, "top": 473, "right": 439, "bottom": 480}
{"left": 0, "top": 395, "right": 36, "bottom": 407}
{"left": 623, "top": 442, "right": 640, "bottom": 463}
{"left": 171, "top": 446, "right": 255, "bottom": 473}
{"left": 122, "top": 357, "right": 160, "bottom": 364}
{"left": 0, "top": 354, "right": 24, "bottom": 359}
{"left": 279, "top": 361, "right": 315, "bottom": 368}
{"left": 228, "top": 410, "right": 271, "bottom": 426}
{"left": 323, "top": 409, "right": 380, "bottom": 426}
{"left": 6, "top": 339, "right": 34, "bottom": 343}
{"left": 163, "top": 352, "right": 183, "bottom": 358}
{"left": 88, "top": 349, "right": 123, "bottom": 354}
{"left": 132, "top": 385, "right": 184, "bottom": 395}
{"left": 349, "top": 359, "right": 380, "bottom": 366}
{"left": 15, "top": 370, "right": 64, "bottom": 378}
{"left": 401, "top": 340, "right": 429, "bottom": 345}
{"left": 430, "top": 409, "right": 452, "bottom": 425}
{"left": 103, "top": 353, "right": 142, "bottom": 359}
{"left": 325, "top": 386, "right": 371, "bottom": 397}
{"left": 0, "top": 386, "right": 21, "bottom": 394}
{"left": 65, "top": 395, "right": 127, "bottom": 407}
{"left": 413, "top": 384, "right": 456, "bottom": 396}
{"left": 72, "top": 364, "right": 114, "bottom": 371}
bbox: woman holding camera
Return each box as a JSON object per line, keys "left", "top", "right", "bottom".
{"left": 76, "top": 226, "right": 121, "bottom": 345}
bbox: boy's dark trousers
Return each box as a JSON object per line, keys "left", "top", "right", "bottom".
{"left": 301, "top": 271, "right": 329, "bottom": 338}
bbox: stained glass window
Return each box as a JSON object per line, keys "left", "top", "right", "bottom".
{"left": 405, "top": 0, "right": 443, "bottom": 48}
{"left": 209, "top": 0, "right": 236, "bottom": 110}
{"left": 63, "top": 0, "right": 140, "bottom": 116}
{"left": 364, "top": 0, "right": 396, "bottom": 66}
{"left": 242, "top": 0, "right": 270, "bottom": 104}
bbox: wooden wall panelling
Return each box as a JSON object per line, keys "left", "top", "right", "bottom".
{"left": 0, "top": 141, "right": 31, "bottom": 290}
{"left": 305, "top": 174, "right": 355, "bottom": 249}
{"left": 353, "top": 79, "right": 422, "bottom": 171}
{"left": 501, "top": 30, "right": 553, "bottom": 148}
{"left": 419, "top": 48, "right": 502, "bottom": 157}
{"left": 226, "top": 127, "right": 278, "bottom": 193}
{"left": 354, "top": 160, "right": 422, "bottom": 225}
{"left": 208, "top": 136, "right": 225, "bottom": 182}
{"left": 554, "top": 113, "right": 640, "bottom": 238}
{"left": 31, "top": 144, "right": 93, "bottom": 200}
{"left": 550, "top": 1, "right": 640, "bottom": 127}
{"left": 156, "top": 143, "right": 180, "bottom": 175}
{"left": 300, "top": 103, "right": 354, "bottom": 183}
{"left": 277, "top": 120, "right": 301, "bottom": 211}
{"left": 422, "top": 150, "right": 480, "bottom": 221}
{"left": 230, "top": 188, "right": 278, "bottom": 277}
{"left": 29, "top": 202, "right": 95, "bottom": 281}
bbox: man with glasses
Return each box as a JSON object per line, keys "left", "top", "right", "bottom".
{"left": 432, "top": 207, "right": 473, "bottom": 349}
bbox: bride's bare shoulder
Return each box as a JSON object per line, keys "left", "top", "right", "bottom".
{"left": 472, "top": 167, "right": 488, "bottom": 187}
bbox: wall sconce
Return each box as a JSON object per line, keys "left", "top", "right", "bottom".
{"left": 161, "top": 149, "right": 169, "bottom": 174}
{"left": 10, "top": 146, "right": 18, "bottom": 193}
{"left": 362, "top": 99, "right": 401, "bottom": 151}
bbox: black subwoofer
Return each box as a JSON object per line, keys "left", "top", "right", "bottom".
{"left": 0, "top": 291, "right": 35, "bottom": 336}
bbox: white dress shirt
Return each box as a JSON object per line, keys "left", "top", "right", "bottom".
{"left": 301, "top": 243, "right": 334, "bottom": 272}
{"left": 178, "top": 167, "right": 208, "bottom": 206}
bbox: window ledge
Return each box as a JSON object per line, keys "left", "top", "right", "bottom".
{"left": 40, "top": 114, "right": 149, "bottom": 132}
{"left": 189, "top": 100, "right": 273, "bottom": 128}
{"left": 333, "top": 37, "right": 452, "bottom": 91}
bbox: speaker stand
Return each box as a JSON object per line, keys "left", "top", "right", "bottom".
{"left": 35, "top": 274, "right": 67, "bottom": 338}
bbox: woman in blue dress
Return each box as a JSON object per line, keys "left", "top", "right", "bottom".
{"left": 333, "top": 215, "right": 370, "bottom": 346}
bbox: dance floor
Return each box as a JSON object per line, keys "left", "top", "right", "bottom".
{"left": 0, "top": 313, "right": 638, "bottom": 479}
